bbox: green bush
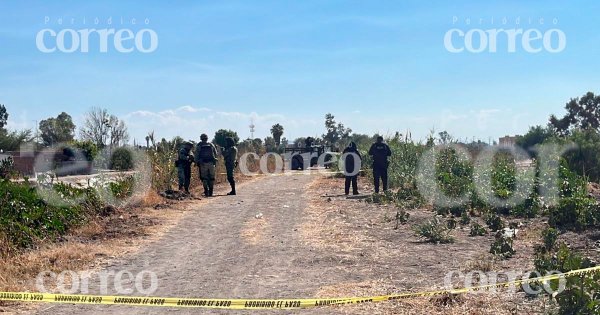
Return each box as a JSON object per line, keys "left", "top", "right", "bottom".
{"left": 490, "top": 233, "right": 515, "bottom": 259}
{"left": 0, "top": 180, "right": 87, "bottom": 250}
{"left": 110, "top": 147, "right": 134, "bottom": 171}
{"left": 549, "top": 195, "right": 598, "bottom": 231}
{"left": 543, "top": 159, "right": 600, "bottom": 231}
{"left": 108, "top": 175, "right": 135, "bottom": 200}
{"left": 540, "top": 227, "right": 559, "bottom": 253}
{"left": 533, "top": 244, "right": 599, "bottom": 314}
{"left": 460, "top": 211, "right": 471, "bottom": 225}
{"left": 0, "top": 156, "right": 15, "bottom": 179}
{"left": 414, "top": 217, "right": 454, "bottom": 244}
{"left": 71, "top": 140, "right": 99, "bottom": 161}
{"left": 562, "top": 129, "right": 600, "bottom": 184}
{"left": 435, "top": 147, "right": 473, "bottom": 201}
{"left": 435, "top": 204, "right": 468, "bottom": 217}
{"left": 510, "top": 194, "right": 540, "bottom": 218}
{"left": 484, "top": 213, "right": 505, "bottom": 232}
{"left": 469, "top": 222, "right": 487, "bottom": 236}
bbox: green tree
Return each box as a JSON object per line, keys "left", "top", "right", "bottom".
{"left": 212, "top": 129, "right": 239, "bottom": 148}
{"left": 270, "top": 123, "right": 284, "bottom": 146}
{"left": 550, "top": 92, "right": 600, "bottom": 134}
{"left": 0, "top": 104, "right": 7, "bottom": 130}
{"left": 515, "top": 125, "right": 556, "bottom": 151}
{"left": 39, "top": 112, "right": 76, "bottom": 146}
{"left": 264, "top": 136, "right": 277, "bottom": 152}
{"left": 71, "top": 140, "right": 99, "bottom": 161}
{"left": 438, "top": 131, "right": 454, "bottom": 144}
{"left": 563, "top": 129, "right": 600, "bottom": 183}
{"left": 0, "top": 130, "right": 32, "bottom": 151}
{"left": 322, "top": 113, "right": 352, "bottom": 145}
{"left": 110, "top": 147, "right": 134, "bottom": 171}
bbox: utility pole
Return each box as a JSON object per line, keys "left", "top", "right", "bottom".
{"left": 249, "top": 118, "right": 255, "bottom": 139}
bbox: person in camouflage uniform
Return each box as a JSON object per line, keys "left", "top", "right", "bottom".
{"left": 176, "top": 141, "right": 194, "bottom": 194}
{"left": 222, "top": 137, "right": 238, "bottom": 195}
{"left": 195, "top": 134, "right": 218, "bottom": 197}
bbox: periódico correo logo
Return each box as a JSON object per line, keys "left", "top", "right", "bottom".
{"left": 444, "top": 16, "right": 566, "bottom": 53}
{"left": 36, "top": 16, "right": 158, "bottom": 53}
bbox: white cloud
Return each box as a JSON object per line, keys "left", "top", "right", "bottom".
{"left": 177, "top": 105, "right": 211, "bottom": 113}
{"left": 122, "top": 106, "right": 314, "bottom": 143}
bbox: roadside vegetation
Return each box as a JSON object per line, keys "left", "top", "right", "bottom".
{"left": 0, "top": 91, "right": 599, "bottom": 312}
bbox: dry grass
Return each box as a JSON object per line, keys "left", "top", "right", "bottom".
{"left": 301, "top": 176, "right": 550, "bottom": 314}
{"left": 316, "top": 279, "right": 547, "bottom": 314}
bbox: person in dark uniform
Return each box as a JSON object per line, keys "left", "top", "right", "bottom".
{"left": 368, "top": 136, "right": 392, "bottom": 193}
{"left": 342, "top": 141, "right": 362, "bottom": 195}
{"left": 195, "top": 134, "right": 218, "bottom": 197}
{"left": 222, "top": 137, "right": 238, "bottom": 195}
{"left": 176, "top": 141, "right": 194, "bottom": 194}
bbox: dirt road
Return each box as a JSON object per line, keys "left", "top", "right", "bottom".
{"left": 37, "top": 173, "right": 355, "bottom": 315}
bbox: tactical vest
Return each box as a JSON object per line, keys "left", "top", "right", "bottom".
{"left": 197, "top": 144, "right": 215, "bottom": 163}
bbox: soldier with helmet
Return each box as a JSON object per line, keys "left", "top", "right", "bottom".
{"left": 195, "top": 134, "right": 218, "bottom": 197}
{"left": 222, "top": 137, "right": 238, "bottom": 195}
{"left": 176, "top": 141, "right": 194, "bottom": 195}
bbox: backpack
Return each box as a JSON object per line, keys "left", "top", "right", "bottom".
{"left": 197, "top": 144, "right": 215, "bottom": 162}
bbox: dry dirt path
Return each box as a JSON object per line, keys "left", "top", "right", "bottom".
{"left": 36, "top": 173, "right": 358, "bottom": 315}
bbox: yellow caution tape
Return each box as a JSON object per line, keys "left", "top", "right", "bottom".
{"left": 1, "top": 266, "right": 599, "bottom": 309}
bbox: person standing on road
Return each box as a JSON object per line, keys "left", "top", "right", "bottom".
{"left": 343, "top": 141, "right": 362, "bottom": 195}
{"left": 176, "top": 141, "right": 194, "bottom": 195}
{"left": 195, "top": 134, "right": 218, "bottom": 197}
{"left": 222, "top": 137, "right": 238, "bottom": 195}
{"left": 368, "top": 136, "right": 392, "bottom": 193}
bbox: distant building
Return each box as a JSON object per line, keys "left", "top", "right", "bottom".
{"left": 3, "top": 149, "right": 92, "bottom": 177}
{"left": 499, "top": 135, "right": 519, "bottom": 146}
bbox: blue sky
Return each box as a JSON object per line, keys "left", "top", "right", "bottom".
{"left": 0, "top": 0, "right": 598, "bottom": 144}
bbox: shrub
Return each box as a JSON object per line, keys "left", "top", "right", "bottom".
{"left": 0, "top": 156, "right": 15, "bottom": 179}
{"left": 460, "top": 211, "right": 471, "bottom": 225}
{"left": 510, "top": 194, "right": 540, "bottom": 218}
{"left": 414, "top": 217, "right": 454, "bottom": 244}
{"left": 435, "top": 204, "right": 467, "bottom": 217}
{"left": 71, "top": 140, "right": 99, "bottom": 161}
{"left": 562, "top": 129, "right": 600, "bottom": 184}
{"left": 446, "top": 218, "right": 457, "bottom": 230}
{"left": 395, "top": 209, "right": 410, "bottom": 229}
{"left": 108, "top": 175, "right": 135, "bottom": 200}
{"left": 489, "top": 233, "right": 515, "bottom": 259}
{"left": 533, "top": 244, "right": 600, "bottom": 314}
{"left": 549, "top": 195, "right": 598, "bottom": 231}
{"left": 0, "top": 180, "right": 87, "bottom": 250}
{"left": 469, "top": 222, "right": 487, "bottom": 236}
{"left": 484, "top": 213, "right": 505, "bottom": 232}
{"left": 541, "top": 227, "right": 559, "bottom": 253}
{"left": 110, "top": 147, "right": 134, "bottom": 171}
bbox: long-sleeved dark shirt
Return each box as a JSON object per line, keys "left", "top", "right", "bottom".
{"left": 342, "top": 147, "right": 362, "bottom": 174}
{"left": 368, "top": 142, "right": 392, "bottom": 167}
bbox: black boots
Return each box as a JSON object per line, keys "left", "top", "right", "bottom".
{"left": 227, "top": 179, "right": 235, "bottom": 196}
{"left": 227, "top": 183, "right": 236, "bottom": 195}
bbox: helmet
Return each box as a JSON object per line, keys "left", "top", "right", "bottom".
{"left": 200, "top": 134, "right": 208, "bottom": 141}
{"left": 225, "top": 137, "right": 235, "bottom": 147}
